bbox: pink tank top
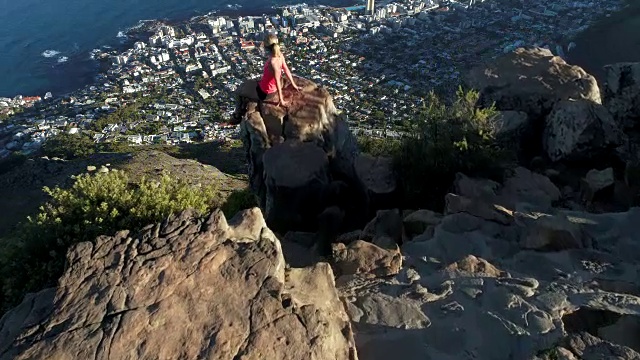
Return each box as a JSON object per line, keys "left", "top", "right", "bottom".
{"left": 258, "top": 57, "right": 284, "bottom": 94}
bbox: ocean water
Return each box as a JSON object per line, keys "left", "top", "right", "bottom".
{"left": 0, "top": 0, "right": 353, "bottom": 98}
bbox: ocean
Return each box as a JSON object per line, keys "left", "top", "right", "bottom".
{"left": 0, "top": 0, "right": 354, "bottom": 98}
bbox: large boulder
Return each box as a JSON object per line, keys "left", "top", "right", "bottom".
{"left": 262, "top": 139, "right": 330, "bottom": 232}
{"left": 603, "top": 62, "right": 640, "bottom": 129}
{"left": 354, "top": 154, "right": 397, "bottom": 213}
{"left": 241, "top": 104, "right": 271, "bottom": 204}
{"left": 331, "top": 240, "right": 402, "bottom": 277}
{"left": 543, "top": 99, "right": 625, "bottom": 162}
{"left": 581, "top": 167, "right": 615, "bottom": 203}
{"left": 498, "top": 167, "right": 561, "bottom": 211}
{"left": 0, "top": 209, "right": 358, "bottom": 360}
{"left": 240, "top": 76, "right": 367, "bottom": 232}
{"left": 490, "top": 111, "right": 531, "bottom": 155}
{"left": 468, "top": 47, "right": 601, "bottom": 118}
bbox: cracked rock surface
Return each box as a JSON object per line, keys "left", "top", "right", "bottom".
{"left": 336, "top": 169, "right": 640, "bottom": 360}
{"left": 0, "top": 208, "right": 357, "bottom": 360}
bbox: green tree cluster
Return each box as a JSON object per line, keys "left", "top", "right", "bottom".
{"left": 92, "top": 105, "right": 143, "bottom": 132}
{"left": 42, "top": 133, "right": 96, "bottom": 159}
{"left": 0, "top": 170, "right": 221, "bottom": 312}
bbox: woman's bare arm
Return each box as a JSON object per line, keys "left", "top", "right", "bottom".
{"left": 282, "top": 58, "right": 298, "bottom": 89}
{"left": 271, "top": 60, "right": 286, "bottom": 106}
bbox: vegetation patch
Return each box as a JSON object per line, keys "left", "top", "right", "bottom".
{"left": 361, "top": 87, "right": 513, "bottom": 210}
{"left": 0, "top": 170, "right": 223, "bottom": 313}
{"left": 0, "top": 153, "right": 27, "bottom": 176}
{"left": 42, "top": 133, "right": 97, "bottom": 159}
{"left": 221, "top": 187, "right": 258, "bottom": 219}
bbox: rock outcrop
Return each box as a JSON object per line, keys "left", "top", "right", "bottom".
{"left": 468, "top": 47, "right": 601, "bottom": 118}
{"left": 603, "top": 62, "right": 640, "bottom": 130}
{"left": 543, "top": 99, "right": 624, "bottom": 162}
{"left": 470, "top": 47, "right": 627, "bottom": 164}
{"left": 0, "top": 208, "right": 358, "bottom": 360}
{"left": 337, "top": 169, "right": 640, "bottom": 360}
{"left": 240, "top": 76, "right": 392, "bottom": 234}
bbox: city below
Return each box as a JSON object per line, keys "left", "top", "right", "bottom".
{"left": 0, "top": 0, "right": 624, "bottom": 160}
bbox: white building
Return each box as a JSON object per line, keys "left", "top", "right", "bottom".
{"left": 366, "top": 0, "right": 375, "bottom": 15}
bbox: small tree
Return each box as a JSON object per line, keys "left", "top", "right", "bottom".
{"left": 396, "top": 87, "right": 509, "bottom": 209}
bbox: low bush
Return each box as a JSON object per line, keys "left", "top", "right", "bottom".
{"left": 357, "top": 136, "right": 401, "bottom": 158}
{"left": 221, "top": 187, "right": 258, "bottom": 219}
{"left": 0, "top": 170, "right": 221, "bottom": 313}
{"left": 0, "top": 153, "right": 27, "bottom": 176}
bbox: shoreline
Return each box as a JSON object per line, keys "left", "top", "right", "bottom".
{"left": 1, "top": 1, "right": 358, "bottom": 100}
{"left": 5, "top": 0, "right": 633, "bottom": 100}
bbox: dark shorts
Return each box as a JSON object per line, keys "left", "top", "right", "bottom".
{"left": 256, "top": 85, "right": 268, "bottom": 101}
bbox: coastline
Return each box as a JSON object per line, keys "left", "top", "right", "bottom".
{"left": 0, "top": 1, "right": 358, "bottom": 99}
{"left": 5, "top": 0, "right": 634, "bottom": 100}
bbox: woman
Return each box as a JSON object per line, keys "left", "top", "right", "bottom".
{"left": 231, "top": 33, "right": 299, "bottom": 124}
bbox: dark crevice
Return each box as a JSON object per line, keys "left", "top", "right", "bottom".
{"left": 562, "top": 308, "right": 622, "bottom": 335}
{"left": 561, "top": 307, "right": 640, "bottom": 353}
{"left": 281, "top": 294, "right": 292, "bottom": 309}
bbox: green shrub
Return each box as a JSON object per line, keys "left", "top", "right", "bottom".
{"left": 0, "top": 170, "right": 220, "bottom": 312}
{"left": 357, "top": 136, "right": 401, "bottom": 158}
{"left": 397, "top": 87, "right": 511, "bottom": 209}
{"left": 97, "top": 139, "right": 131, "bottom": 153}
{"left": 42, "top": 132, "right": 96, "bottom": 159}
{"left": 221, "top": 188, "right": 258, "bottom": 219}
{"left": 359, "top": 87, "right": 511, "bottom": 210}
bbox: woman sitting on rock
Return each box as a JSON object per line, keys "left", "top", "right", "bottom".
{"left": 230, "top": 33, "right": 300, "bottom": 124}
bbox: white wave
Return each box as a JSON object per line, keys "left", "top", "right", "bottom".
{"left": 42, "top": 50, "right": 61, "bottom": 58}
{"left": 130, "top": 19, "right": 153, "bottom": 30}
{"left": 117, "top": 31, "right": 127, "bottom": 38}
{"left": 57, "top": 56, "right": 69, "bottom": 63}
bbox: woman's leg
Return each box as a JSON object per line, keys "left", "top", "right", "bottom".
{"left": 259, "top": 92, "right": 287, "bottom": 144}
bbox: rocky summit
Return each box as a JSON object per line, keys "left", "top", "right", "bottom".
{"left": 3, "top": 47, "right": 640, "bottom": 359}
{"left": 0, "top": 209, "right": 357, "bottom": 360}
